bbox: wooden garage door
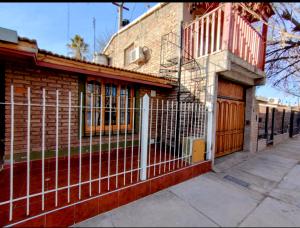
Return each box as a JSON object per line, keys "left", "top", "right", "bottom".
{"left": 216, "top": 78, "right": 245, "bottom": 158}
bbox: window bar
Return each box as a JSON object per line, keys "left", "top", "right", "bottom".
{"left": 79, "top": 92, "right": 83, "bottom": 199}
{"left": 181, "top": 102, "right": 187, "bottom": 167}
{"left": 89, "top": 93, "right": 93, "bottom": 196}
{"left": 9, "top": 85, "right": 14, "bottom": 221}
{"left": 98, "top": 94, "right": 103, "bottom": 193}
{"left": 187, "top": 103, "right": 191, "bottom": 164}
{"left": 123, "top": 94, "right": 128, "bottom": 186}
{"left": 116, "top": 95, "right": 120, "bottom": 188}
{"left": 168, "top": 100, "right": 174, "bottom": 171}
{"left": 147, "top": 98, "right": 153, "bottom": 178}
{"left": 137, "top": 97, "right": 142, "bottom": 182}
{"left": 67, "top": 91, "right": 71, "bottom": 202}
{"left": 55, "top": 90, "right": 59, "bottom": 206}
{"left": 26, "top": 87, "right": 31, "bottom": 215}
{"left": 173, "top": 102, "right": 178, "bottom": 170}
{"left": 153, "top": 99, "right": 158, "bottom": 176}
{"left": 177, "top": 102, "right": 182, "bottom": 169}
{"left": 108, "top": 94, "right": 112, "bottom": 190}
{"left": 164, "top": 100, "right": 169, "bottom": 173}
{"left": 41, "top": 88, "right": 46, "bottom": 211}
{"left": 130, "top": 97, "right": 135, "bottom": 183}
{"left": 159, "top": 99, "right": 164, "bottom": 174}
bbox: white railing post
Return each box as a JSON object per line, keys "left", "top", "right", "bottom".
{"left": 140, "top": 94, "right": 150, "bottom": 181}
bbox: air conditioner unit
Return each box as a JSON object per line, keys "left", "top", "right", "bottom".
{"left": 129, "top": 47, "right": 145, "bottom": 64}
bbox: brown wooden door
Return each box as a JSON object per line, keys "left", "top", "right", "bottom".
{"left": 216, "top": 78, "right": 245, "bottom": 158}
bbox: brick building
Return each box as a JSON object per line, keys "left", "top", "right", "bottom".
{"left": 103, "top": 2, "right": 275, "bottom": 161}
{"left": 0, "top": 28, "right": 213, "bottom": 227}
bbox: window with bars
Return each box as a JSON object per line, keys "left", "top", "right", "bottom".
{"left": 84, "top": 79, "right": 134, "bottom": 134}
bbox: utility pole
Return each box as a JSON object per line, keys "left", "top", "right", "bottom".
{"left": 112, "top": 2, "right": 129, "bottom": 30}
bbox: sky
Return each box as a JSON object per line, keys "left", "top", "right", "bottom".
{"left": 0, "top": 2, "right": 299, "bottom": 106}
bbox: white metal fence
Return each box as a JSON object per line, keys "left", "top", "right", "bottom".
{"left": 0, "top": 85, "right": 207, "bottom": 223}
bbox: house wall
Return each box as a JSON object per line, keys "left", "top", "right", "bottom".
{"left": 2, "top": 58, "right": 175, "bottom": 162}
{"left": 104, "top": 3, "right": 182, "bottom": 75}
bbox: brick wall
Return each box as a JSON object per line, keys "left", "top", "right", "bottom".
{"left": 2, "top": 59, "right": 176, "bottom": 161}
{"left": 104, "top": 3, "right": 181, "bottom": 76}
{"left": 4, "top": 59, "right": 79, "bottom": 157}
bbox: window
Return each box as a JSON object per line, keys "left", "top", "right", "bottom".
{"left": 124, "top": 43, "right": 134, "bottom": 66}
{"left": 84, "top": 79, "right": 134, "bottom": 134}
{"left": 85, "top": 80, "right": 102, "bottom": 133}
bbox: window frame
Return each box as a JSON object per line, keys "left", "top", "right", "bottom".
{"left": 124, "top": 43, "right": 134, "bottom": 67}
{"left": 84, "top": 77, "right": 134, "bottom": 135}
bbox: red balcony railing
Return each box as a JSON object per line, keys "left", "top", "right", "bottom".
{"left": 183, "top": 4, "right": 266, "bottom": 70}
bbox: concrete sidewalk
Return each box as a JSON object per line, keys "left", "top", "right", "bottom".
{"left": 73, "top": 136, "right": 300, "bottom": 227}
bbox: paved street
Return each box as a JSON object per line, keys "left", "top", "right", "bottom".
{"left": 74, "top": 136, "right": 300, "bottom": 227}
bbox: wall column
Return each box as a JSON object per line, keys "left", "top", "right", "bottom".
{"left": 243, "top": 86, "right": 258, "bottom": 153}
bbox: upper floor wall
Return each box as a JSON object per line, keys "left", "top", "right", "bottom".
{"left": 103, "top": 3, "right": 273, "bottom": 77}
{"left": 103, "top": 3, "right": 182, "bottom": 75}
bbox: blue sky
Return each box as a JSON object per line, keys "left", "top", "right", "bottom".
{"left": 0, "top": 2, "right": 298, "bottom": 105}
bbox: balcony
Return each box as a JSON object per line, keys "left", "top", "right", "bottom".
{"left": 183, "top": 3, "right": 268, "bottom": 71}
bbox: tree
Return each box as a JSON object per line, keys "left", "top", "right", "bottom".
{"left": 264, "top": 3, "right": 300, "bottom": 97}
{"left": 67, "top": 34, "right": 89, "bottom": 61}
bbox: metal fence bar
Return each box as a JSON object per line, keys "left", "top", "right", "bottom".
{"left": 26, "top": 87, "right": 31, "bottom": 215}
{"left": 181, "top": 102, "right": 187, "bottom": 167}
{"left": 41, "top": 88, "right": 46, "bottom": 211}
{"left": 67, "top": 91, "right": 71, "bottom": 202}
{"left": 193, "top": 103, "right": 197, "bottom": 137}
{"left": 137, "top": 97, "right": 142, "bottom": 182}
{"left": 177, "top": 102, "right": 182, "bottom": 169}
{"left": 9, "top": 85, "right": 14, "bottom": 221}
{"left": 148, "top": 99, "right": 153, "bottom": 178}
{"left": 197, "top": 103, "right": 201, "bottom": 138}
{"left": 173, "top": 102, "right": 178, "bottom": 170}
{"left": 153, "top": 99, "right": 158, "bottom": 176}
{"left": 187, "top": 103, "right": 191, "bottom": 164}
{"left": 89, "top": 93, "right": 93, "bottom": 196}
{"left": 159, "top": 100, "right": 164, "bottom": 174}
{"left": 130, "top": 98, "right": 135, "bottom": 183}
{"left": 123, "top": 94, "right": 128, "bottom": 186}
{"left": 79, "top": 92, "right": 83, "bottom": 199}
{"left": 116, "top": 95, "right": 120, "bottom": 188}
{"left": 168, "top": 101, "right": 174, "bottom": 171}
{"left": 55, "top": 90, "right": 59, "bottom": 206}
{"left": 108, "top": 95, "right": 112, "bottom": 191}
{"left": 99, "top": 94, "right": 103, "bottom": 193}
{"left": 164, "top": 100, "right": 169, "bottom": 173}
